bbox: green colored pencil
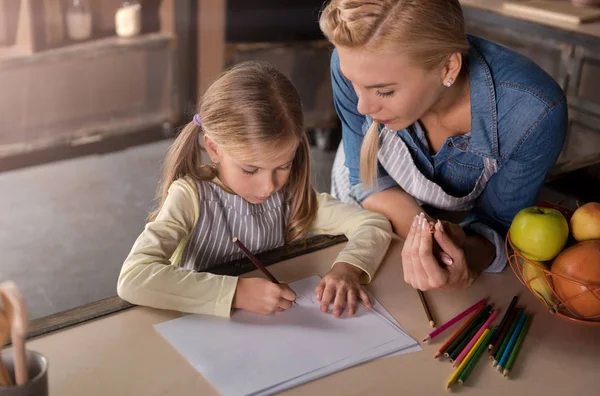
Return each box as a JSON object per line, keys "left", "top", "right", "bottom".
{"left": 449, "top": 309, "right": 492, "bottom": 361}
{"left": 493, "top": 307, "right": 523, "bottom": 366}
{"left": 503, "top": 315, "right": 532, "bottom": 377}
{"left": 458, "top": 328, "right": 496, "bottom": 384}
{"left": 445, "top": 305, "right": 492, "bottom": 358}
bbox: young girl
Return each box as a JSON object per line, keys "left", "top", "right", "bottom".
{"left": 117, "top": 61, "right": 392, "bottom": 318}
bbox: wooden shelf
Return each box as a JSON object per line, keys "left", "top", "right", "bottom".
{"left": 0, "top": 32, "right": 173, "bottom": 66}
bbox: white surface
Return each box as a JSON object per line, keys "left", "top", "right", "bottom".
{"left": 155, "top": 276, "right": 420, "bottom": 396}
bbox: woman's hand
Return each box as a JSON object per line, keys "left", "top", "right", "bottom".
{"left": 232, "top": 278, "right": 297, "bottom": 315}
{"left": 401, "top": 213, "right": 475, "bottom": 291}
{"left": 315, "top": 262, "right": 372, "bottom": 317}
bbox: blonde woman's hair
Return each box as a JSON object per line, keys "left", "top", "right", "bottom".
{"left": 150, "top": 61, "right": 317, "bottom": 243}
{"left": 319, "top": 0, "right": 470, "bottom": 185}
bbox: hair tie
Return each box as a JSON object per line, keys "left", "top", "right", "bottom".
{"left": 193, "top": 114, "right": 202, "bottom": 126}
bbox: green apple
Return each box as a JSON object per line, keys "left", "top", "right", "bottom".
{"left": 509, "top": 207, "right": 569, "bottom": 261}
{"left": 519, "top": 257, "right": 557, "bottom": 311}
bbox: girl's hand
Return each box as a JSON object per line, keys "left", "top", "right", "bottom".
{"left": 315, "top": 262, "right": 372, "bottom": 318}
{"left": 401, "top": 213, "right": 475, "bottom": 291}
{"left": 232, "top": 278, "right": 296, "bottom": 315}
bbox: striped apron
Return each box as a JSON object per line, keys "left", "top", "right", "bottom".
{"left": 331, "top": 125, "right": 498, "bottom": 211}
{"left": 180, "top": 180, "right": 288, "bottom": 271}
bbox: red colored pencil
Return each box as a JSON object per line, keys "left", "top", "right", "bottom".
{"left": 423, "top": 298, "right": 486, "bottom": 343}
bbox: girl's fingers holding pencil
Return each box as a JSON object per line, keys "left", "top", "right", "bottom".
{"left": 278, "top": 284, "right": 297, "bottom": 302}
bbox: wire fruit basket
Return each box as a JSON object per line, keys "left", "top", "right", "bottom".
{"left": 506, "top": 201, "right": 600, "bottom": 325}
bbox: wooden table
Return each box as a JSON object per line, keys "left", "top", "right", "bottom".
{"left": 9, "top": 239, "right": 600, "bottom": 395}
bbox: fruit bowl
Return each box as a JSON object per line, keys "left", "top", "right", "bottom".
{"left": 506, "top": 233, "right": 600, "bottom": 326}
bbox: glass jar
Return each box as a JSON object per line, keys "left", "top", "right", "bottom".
{"left": 66, "top": 0, "right": 92, "bottom": 41}
{"left": 115, "top": 1, "right": 142, "bottom": 38}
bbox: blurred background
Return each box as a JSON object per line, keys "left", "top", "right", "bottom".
{"left": 1, "top": 0, "right": 599, "bottom": 321}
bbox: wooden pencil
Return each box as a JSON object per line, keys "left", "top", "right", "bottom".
{"left": 449, "top": 308, "right": 492, "bottom": 362}
{"left": 434, "top": 304, "right": 485, "bottom": 359}
{"left": 424, "top": 298, "right": 486, "bottom": 343}
{"left": 232, "top": 237, "right": 279, "bottom": 284}
{"left": 492, "top": 307, "right": 524, "bottom": 366}
{"left": 489, "top": 306, "right": 519, "bottom": 360}
{"left": 445, "top": 328, "right": 490, "bottom": 390}
{"left": 458, "top": 328, "right": 496, "bottom": 384}
{"left": 488, "top": 295, "right": 518, "bottom": 351}
{"left": 417, "top": 289, "right": 435, "bottom": 328}
{"left": 445, "top": 305, "right": 492, "bottom": 358}
{"left": 453, "top": 310, "right": 499, "bottom": 367}
{"left": 503, "top": 315, "right": 532, "bottom": 377}
{"left": 498, "top": 311, "right": 528, "bottom": 370}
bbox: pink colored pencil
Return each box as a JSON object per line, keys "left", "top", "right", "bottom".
{"left": 452, "top": 310, "right": 499, "bottom": 367}
{"left": 422, "top": 298, "right": 486, "bottom": 342}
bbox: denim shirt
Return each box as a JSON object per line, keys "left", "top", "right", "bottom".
{"left": 331, "top": 35, "right": 568, "bottom": 273}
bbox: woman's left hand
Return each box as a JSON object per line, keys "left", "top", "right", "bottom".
{"left": 315, "top": 262, "right": 372, "bottom": 317}
{"left": 401, "top": 213, "right": 475, "bottom": 291}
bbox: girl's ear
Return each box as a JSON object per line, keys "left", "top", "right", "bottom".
{"left": 203, "top": 135, "right": 221, "bottom": 164}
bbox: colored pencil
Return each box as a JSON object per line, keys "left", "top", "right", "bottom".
{"left": 434, "top": 304, "right": 485, "bottom": 359}
{"left": 489, "top": 305, "right": 519, "bottom": 360}
{"left": 488, "top": 295, "right": 518, "bottom": 350}
{"left": 232, "top": 237, "right": 279, "bottom": 284}
{"left": 445, "top": 305, "right": 491, "bottom": 358}
{"left": 424, "top": 298, "right": 486, "bottom": 343}
{"left": 418, "top": 289, "right": 435, "bottom": 328}
{"left": 453, "top": 310, "right": 499, "bottom": 367}
{"left": 498, "top": 311, "right": 528, "bottom": 370}
{"left": 493, "top": 307, "right": 523, "bottom": 366}
{"left": 446, "top": 328, "right": 490, "bottom": 390}
{"left": 449, "top": 308, "right": 492, "bottom": 361}
{"left": 458, "top": 328, "right": 496, "bottom": 385}
{"left": 503, "top": 315, "right": 532, "bottom": 377}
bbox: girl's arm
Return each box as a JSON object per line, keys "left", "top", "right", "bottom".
{"left": 117, "top": 178, "right": 238, "bottom": 317}
{"left": 309, "top": 193, "right": 393, "bottom": 283}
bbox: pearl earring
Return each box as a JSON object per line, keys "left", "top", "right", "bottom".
{"left": 444, "top": 77, "right": 454, "bottom": 87}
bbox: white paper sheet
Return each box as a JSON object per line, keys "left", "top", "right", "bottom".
{"left": 155, "top": 276, "right": 420, "bottom": 396}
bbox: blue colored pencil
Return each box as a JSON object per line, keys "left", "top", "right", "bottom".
{"left": 497, "top": 311, "right": 528, "bottom": 370}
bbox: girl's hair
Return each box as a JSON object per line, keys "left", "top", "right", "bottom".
{"left": 319, "top": 0, "right": 470, "bottom": 185}
{"left": 150, "top": 61, "right": 317, "bottom": 243}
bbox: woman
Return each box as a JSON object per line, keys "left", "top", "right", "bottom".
{"left": 319, "top": 0, "right": 568, "bottom": 291}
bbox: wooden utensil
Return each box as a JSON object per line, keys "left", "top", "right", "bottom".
{"left": 0, "top": 282, "right": 28, "bottom": 386}
{"left": 0, "top": 307, "right": 13, "bottom": 387}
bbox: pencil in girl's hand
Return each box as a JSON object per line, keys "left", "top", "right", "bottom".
{"left": 498, "top": 311, "right": 528, "bottom": 371}
{"left": 445, "top": 328, "right": 490, "bottom": 390}
{"left": 452, "top": 310, "right": 498, "bottom": 367}
{"left": 503, "top": 314, "right": 531, "bottom": 377}
{"left": 458, "top": 328, "right": 496, "bottom": 385}
{"left": 232, "top": 237, "right": 279, "bottom": 284}
{"left": 424, "top": 297, "right": 486, "bottom": 343}
{"left": 434, "top": 304, "right": 485, "bottom": 359}
{"left": 417, "top": 289, "right": 435, "bottom": 328}
{"left": 488, "top": 295, "right": 518, "bottom": 350}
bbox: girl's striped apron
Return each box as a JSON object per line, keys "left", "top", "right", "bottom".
{"left": 180, "top": 180, "right": 288, "bottom": 271}
{"left": 331, "top": 125, "right": 498, "bottom": 211}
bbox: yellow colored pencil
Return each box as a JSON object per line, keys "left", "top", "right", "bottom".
{"left": 445, "top": 328, "right": 490, "bottom": 390}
